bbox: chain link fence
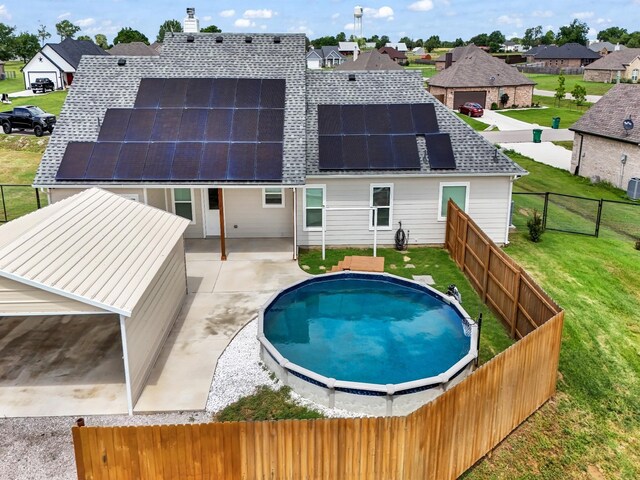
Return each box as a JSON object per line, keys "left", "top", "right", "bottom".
{"left": 0, "top": 185, "right": 44, "bottom": 223}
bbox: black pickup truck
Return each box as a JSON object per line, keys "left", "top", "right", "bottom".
{"left": 30, "top": 77, "right": 55, "bottom": 94}
{"left": 0, "top": 106, "right": 56, "bottom": 137}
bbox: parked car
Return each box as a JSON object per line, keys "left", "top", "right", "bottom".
{"left": 0, "top": 106, "right": 56, "bottom": 137}
{"left": 30, "top": 77, "right": 55, "bottom": 94}
{"left": 458, "top": 102, "right": 484, "bottom": 117}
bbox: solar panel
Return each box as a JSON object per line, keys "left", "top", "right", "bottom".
{"left": 367, "top": 135, "right": 394, "bottom": 169}
{"left": 231, "top": 109, "right": 258, "bottom": 141}
{"left": 98, "top": 109, "right": 132, "bottom": 141}
{"left": 171, "top": 142, "right": 202, "bottom": 180}
{"left": 235, "top": 79, "right": 261, "bottom": 108}
{"left": 424, "top": 133, "right": 456, "bottom": 169}
{"left": 143, "top": 143, "right": 176, "bottom": 180}
{"left": 84, "top": 142, "right": 121, "bottom": 180}
{"left": 210, "top": 78, "right": 237, "bottom": 108}
{"left": 204, "top": 109, "right": 233, "bottom": 141}
{"left": 178, "top": 108, "right": 208, "bottom": 141}
{"left": 318, "top": 135, "right": 343, "bottom": 170}
{"left": 125, "top": 109, "right": 157, "bottom": 141}
{"left": 365, "top": 105, "right": 391, "bottom": 135}
{"left": 114, "top": 143, "right": 149, "bottom": 180}
{"left": 258, "top": 109, "right": 284, "bottom": 142}
{"left": 151, "top": 109, "right": 183, "bottom": 141}
{"left": 342, "top": 135, "right": 369, "bottom": 169}
{"left": 185, "top": 78, "right": 214, "bottom": 108}
{"left": 200, "top": 143, "right": 229, "bottom": 180}
{"left": 392, "top": 135, "right": 421, "bottom": 169}
{"left": 259, "top": 79, "right": 286, "bottom": 108}
{"left": 317, "top": 105, "right": 342, "bottom": 135}
{"left": 341, "top": 105, "right": 366, "bottom": 134}
{"left": 255, "top": 143, "right": 283, "bottom": 180}
{"left": 227, "top": 143, "right": 256, "bottom": 180}
{"left": 159, "top": 79, "right": 189, "bottom": 108}
{"left": 388, "top": 104, "right": 414, "bottom": 134}
{"left": 411, "top": 103, "right": 439, "bottom": 134}
{"left": 56, "top": 142, "right": 94, "bottom": 180}
{"left": 134, "top": 78, "right": 165, "bottom": 108}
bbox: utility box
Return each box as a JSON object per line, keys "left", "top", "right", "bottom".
{"left": 628, "top": 177, "right": 640, "bottom": 200}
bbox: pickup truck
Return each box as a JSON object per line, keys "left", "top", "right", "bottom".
{"left": 30, "top": 77, "right": 55, "bottom": 94}
{"left": 0, "top": 106, "right": 56, "bottom": 137}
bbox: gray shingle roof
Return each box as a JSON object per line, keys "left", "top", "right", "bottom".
{"left": 584, "top": 48, "right": 640, "bottom": 71}
{"left": 435, "top": 44, "right": 482, "bottom": 64}
{"left": 334, "top": 50, "right": 403, "bottom": 71}
{"left": 305, "top": 70, "right": 526, "bottom": 176}
{"left": 570, "top": 84, "right": 640, "bottom": 144}
{"left": 35, "top": 33, "right": 308, "bottom": 186}
{"left": 378, "top": 46, "right": 407, "bottom": 61}
{"left": 588, "top": 41, "right": 624, "bottom": 52}
{"left": 48, "top": 38, "right": 108, "bottom": 69}
{"left": 534, "top": 43, "right": 600, "bottom": 60}
{"left": 428, "top": 49, "right": 535, "bottom": 88}
{"left": 108, "top": 42, "right": 159, "bottom": 56}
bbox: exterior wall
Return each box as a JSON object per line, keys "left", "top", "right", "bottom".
{"left": 22, "top": 54, "right": 62, "bottom": 90}
{"left": 224, "top": 188, "right": 293, "bottom": 238}
{"left": 296, "top": 176, "right": 513, "bottom": 247}
{"left": 584, "top": 69, "right": 616, "bottom": 83}
{"left": 50, "top": 187, "right": 146, "bottom": 203}
{"left": 146, "top": 188, "right": 167, "bottom": 210}
{"left": 164, "top": 188, "right": 203, "bottom": 238}
{"left": 624, "top": 57, "right": 640, "bottom": 81}
{"left": 430, "top": 85, "right": 534, "bottom": 109}
{"left": 124, "top": 238, "right": 187, "bottom": 406}
{"left": 307, "top": 58, "right": 321, "bottom": 70}
{"left": 542, "top": 58, "right": 583, "bottom": 68}
{"left": 571, "top": 134, "right": 640, "bottom": 188}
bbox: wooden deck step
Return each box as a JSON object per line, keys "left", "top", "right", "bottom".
{"left": 328, "top": 255, "right": 384, "bottom": 273}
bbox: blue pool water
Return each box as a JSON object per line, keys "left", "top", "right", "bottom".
{"left": 263, "top": 276, "right": 470, "bottom": 385}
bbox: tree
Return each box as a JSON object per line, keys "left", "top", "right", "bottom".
{"left": 336, "top": 32, "right": 347, "bottom": 43}
{"left": 453, "top": 37, "right": 465, "bottom": 47}
{"left": 556, "top": 19, "right": 589, "bottom": 46}
{"left": 541, "top": 30, "right": 555, "bottom": 45}
{"left": 311, "top": 35, "right": 337, "bottom": 48}
{"left": 522, "top": 26, "right": 543, "bottom": 48}
{"left": 414, "top": 38, "right": 423, "bottom": 47}
{"left": 55, "top": 20, "right": 80, "bottom": 40}
{"left": 571, "top": 84, "right": 587, "bottom": 107}
{"left": 626, "top": 31, "right": 640, "bottom": 48}
{"left": 95, "top": 34, "right": 109, "bottom": 49}
{"left": 399, "top": 36, "right": 414, "bottom": 50}
{"left": 0, "top": 23, "right": 15, "bottom": 61}
{"left": 157, "top": 19, "right": 182, "bottom": 43}
{"left": 13, "top": 32, "right": 41, "bottom": 63}
{"left": 424, "top": 35, "right": 440, "bottom": 53}
{"left": 113, "top": 27, "right": 150, "bottom": 45}
{"left": 37, "top": 24, "right": 51, "bottom": 46}
{"left": 77, "top": 35, "right": 92, "bottom": 42}
{"left": 200, "top": 25, "right": 222, "bottom": 33}
{"left": 469, "top": 33, "right": 489, "bottom": 46}
{"left": 554, "top": 74, "right": 566, "bottom": 105}
{"left": 597, "top": 26, "right": 628, "bottom": 44}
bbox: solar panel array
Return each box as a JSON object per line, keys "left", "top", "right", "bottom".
{"left": 56, "top": 78, "right": 286, "bottom": 182}
{"left": 317, "top": 103, "right": 456, "bottom": 171}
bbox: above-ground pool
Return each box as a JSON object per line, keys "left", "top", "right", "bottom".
{"left": 258, "top": 272, "right": 479, "bottom": 416}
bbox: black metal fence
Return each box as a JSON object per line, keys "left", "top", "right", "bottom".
{"left": 512, "top": 191, "right": 640, "bottom": 240}
{"left": 0, "top": 184, "right": 43, "bottom": 222}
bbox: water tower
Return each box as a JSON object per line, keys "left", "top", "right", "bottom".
{"left": 353, "top": 6, "right": 363, "bottom": 40}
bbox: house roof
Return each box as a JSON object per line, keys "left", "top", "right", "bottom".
{"left": 35, "top": 33, "right": 308, "bottom": 187}
{"left": 338, "top": 42, "right": 359, "bottom": 52}
{"left": 428, "top": 49, "right": 535, "bottom": 88}
{"left": 523, "top": 45, "right": 549, "bottom": 57}
{"left": 320, "top": 46, "right": 344, "bottom": 59}
{"left": 48, "top": 38, "right": 108, "bottom": 69}
{"left": 534, "top": 43, "right": 600, "bottom": 60}
{"left": 584, "top": 48, "right": 640, "bottom": 71}
{"left": 108, "top": 42, "right": 159, "bottom": 56}
{"left": 0, "top": 188, "right": 188, "bottom": 317}
{"left": 307, "top": 49, "right": 322, "bottom": 59}
{"left": 588, "top": 41, "right": 625, "bottom": 52}
{"left": 435, "top": 44, "right": 482, "bottom": 63}
{"left": 334, "top": 50, "right": 403, "bottom": 71}
{"left": 305, "top": 70, "right": 526, "bottom": 177}
{"left": 385, "top": 42, "right": 408, "bottom": 52}
{"left": 378, "top": 46, "right": 407, "bottom": 60}
{"left": 570, "top": 84, "right": 640, "bottom": 145}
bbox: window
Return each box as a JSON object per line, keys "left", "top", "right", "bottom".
{"left": 439, "top": 183, "right": 469, "bottom": 220}
{"left": 304, "top": 186, "right": 325, "bottom": 230}
{"left": 173, "top": 188, "right": 195, "bottom": 222}
{"left": 632, "top": 69, "right": 639, "bottom": 82}
{"left": 263, "top": 187, "right": 284, "bottom": 207}
{"left": 370, "top": 184, "right": 393, "bottom": 230}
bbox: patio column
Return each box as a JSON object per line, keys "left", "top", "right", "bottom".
{"left": 218, "top": 188, "right": 227, "bottom": 261}
{"left": 292, "top": 187, "right": 298, "bottom": 260}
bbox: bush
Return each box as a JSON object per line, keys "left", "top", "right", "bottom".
{"left": 635, "top": 239, "right": 640, "bottom": 250}
{"left": 527, "top": 210, "right": 544, "bottom": 242}
{"left": 491, "top": 102, "right": 498, "bottom": 110}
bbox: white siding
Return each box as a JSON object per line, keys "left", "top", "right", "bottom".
{"left": 225, "top": 188, "right": 293, "bottom": 238}
{"left": 124, "top": 239, "right": 187, "bottom": 405}
{"left": 297, "top": 176, "right": 512, "bottom": 247}
{"left": 165, "top": 188, "right": 204, "bottom": 239}
{"left": 22, "top": 52, "right": 63, "bottom": 90}
{"left": 50, "top": 187, "right": 145, "bottom": 203}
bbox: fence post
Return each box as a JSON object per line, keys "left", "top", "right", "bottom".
{"left": 510, "top": 269, "right": 522, "bottom": 339}
{"left": 595, "top": 199, "right": 603, "bottom": 238}
{"left": 482, "top": 241, "right": 491, "bottom": 302}
{"left": 35, "top": 188, "right": 41, "bottom": 209}
{"left": 0, "top": 186, "right": 6, "bottom": 222}
{"left": 542, "top": 192, "right": 549, "bottom": 231}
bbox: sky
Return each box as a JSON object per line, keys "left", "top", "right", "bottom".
{"left": 2, "top": 0, "right": 640, "bottom": 44}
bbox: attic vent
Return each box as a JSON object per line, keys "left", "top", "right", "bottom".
{"left": 117, "top": 58, "right": 126, "bottom": 66}
{"left": 273, "top": 36, "right": 281, "bottom": 44}
{"left": 215, "top": 36, "right": 223, "bottom": 43}
{"left": 245, "top": 36, "right": 253, "bottom": 44}
{"left": 348, "top": 74, "right": 356, "bottom": 81}
{"left": 186, "top": 35, "right": 195, "bottom": 43}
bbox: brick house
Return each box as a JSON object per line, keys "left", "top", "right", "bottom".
{"left": 569, "top": 84, "right": 640, "bottom": 189}
{"left": 428, "top": 48, "right": 535, "bottom": 109}
{"left": 583, "top": 49, "right": 640, "bottom": 83}
{"left": 378, "top": 46, "right": 408, "bottom": 66}
{"left": 532, "top": 43, "right": 600, "bottom": 68}
{"left": 434, "top": 44, "right": 481, "bottom": 70}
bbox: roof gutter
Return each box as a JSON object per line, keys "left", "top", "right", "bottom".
{"left": 569, "top": 128, "right": 640, "bottom": 146}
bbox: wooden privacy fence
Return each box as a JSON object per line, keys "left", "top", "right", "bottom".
{"left": 72, "top": 202, "right": 564, "bottom": 480}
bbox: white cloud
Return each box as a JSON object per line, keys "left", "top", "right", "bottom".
{"left": 57, "top": 12, "right": 70, "bottom": 20}
{"left": 572, "top": 11, "right": 594, "bottom": 20}
{"left": 532, "top": 10, "right": 553, "bottom": 18}
{"left": 234, "top": 18, "right": 254, "bottom": 28}
{"left": 288, "top": 24, "right": 313, "bottom": 36}
{"left": 331, "top": 13, "right": 340, "bottom": 20}
{"left": 408, "top": 1, "right": 433, "bottom": 12}
{"left": 363, "top": 6, "right": 394, "bottom": 19}
{"left": 243, "top": 9, "right": 273, "bottom": 19}
{"left": 219, "top": 10, "right": 235, "bottom": 18}
{"left": 203, "top": 16, "right": 212, "bottom": 21}
{"left": 595, "top": 18, "right": 612, "bottom": 25}
{"left": 344, "top": 22, "right": 355, "bottom": 31}
{"left": 497, "top": 14, "right": 523, "bottom": 27}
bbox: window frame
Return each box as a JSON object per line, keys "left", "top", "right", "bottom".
{"left": 438, "top": 182, "right": 470, "bottom": 221}
{"left": 171, "top": 188, "right": 196, "bottom": 225}
{"left": 303, "top": 185, "right": 326, "bottom": 231}
{"left": 262, "top": 187, "right": 285, "bottom": 208}
{"left": 632, "top": 69, "right": 639, "bottom": 82}
{"left": 369, "top": 183, "right": 394, "bottom": 231}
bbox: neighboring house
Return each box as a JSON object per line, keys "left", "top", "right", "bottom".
{"left": 530, "top": 43, "right": 600, "bottom": 68}
{"left": 502, "top": 41, "right": 523, "bottom": 53}
{"left": 338, "top": 42, "right": 360, "bottom": 56}
{"left": 412, "top": 47, "right": 425, "bottom": 56}
{"left": 364, "top": 42, "right": 377, "bottom": 50}
{"left": 583, "top": 48, "right": 640, "bottom": 83}
{"left": 428, "top": 48, "right": 535, "bottom": 109}
{"left": 150, "top": 42, "right": 163, "bottom": 53}
{"left": 588, "top": 41, "right": 625, "bottom": 56}
{"left": 306, "top": 48, "right": 322, "bottom": 70}
{"left": 435, "top": 44, "right": 481, "bottom": 70}
{"left": 34, "top": 32, "right": 526, "bottom": 259}
{"left": 523, "top": 45, "right": 548, "bottom": 63}
{"left": 108, "top": 42, "right": 160, "bottom": 56}
{"left": 334, "top": 50, "right": 403, "bottom": 71}
{"left": 21, "top": 38, "right": 108, "bottom": 90}
{"left": 385, "top": 42, "right": 408, "bottom": 53}
{"left": 569, "top": 84, "right": 640, "bottom": 189}
{"left": 307, "top": 46, "right": 345, "bottom": 69}
{"left": 378, "top": 46, "right": 408, "bottom": 65}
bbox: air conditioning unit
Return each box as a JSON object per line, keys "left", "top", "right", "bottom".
{"left": 628, "top": 177, "right": 640, "bottom": 200}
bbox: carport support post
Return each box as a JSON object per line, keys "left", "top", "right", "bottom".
{"left": 119, "top": 315, "right": 134, "bottom": 415}
{"left": 218, "top": 188, "right": 227, "bottom": 261}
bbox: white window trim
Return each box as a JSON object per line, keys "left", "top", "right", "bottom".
{"left": 303, "top": 185, "right": 326, "bottom": 232}
{"left": 262, "top": 187, "right": 285, "bottom": 208}
{"left": 438, "top": 182, "right": 470, "bottom": 221}
{"left": 171, "top": 188, "right": 196, "bottom": 225}
{"left": 369, "top": 183, "right": 394, "bottom": 231}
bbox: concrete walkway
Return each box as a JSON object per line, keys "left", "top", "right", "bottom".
{"left": 534, "top": 88, "right": 603, "bottom": 104}
{"left": 480, "top": 129, "right": 574, "bottom": 143}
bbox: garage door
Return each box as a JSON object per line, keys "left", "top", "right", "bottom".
{"left": 453, "top": 91, "right": 487, "bottom": 109}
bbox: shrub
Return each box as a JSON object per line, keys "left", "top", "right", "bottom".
{"left": 635, "top": 239, "right": 640, "bottom": 250}
{"left": 491, "top": 102, "right": 498, "bottom": 110}
{"left": 527, "top": 210, "right": 544, "bottom": 242}
{"left": 500, "top": 92, "right": 509, "bottom": 107}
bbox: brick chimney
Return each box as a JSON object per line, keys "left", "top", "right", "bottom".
{"left": 445, "top": 52, "right": 453, "bottom": 69}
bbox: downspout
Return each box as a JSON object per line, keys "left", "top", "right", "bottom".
{"left": 574, "top": 133, "right": 584, "bottom": 176}
{"left": 119, "top": 315, "right": 134, "bottom": 416}
{"left": 292, "top": 187, "right": 298, "bottom": 261}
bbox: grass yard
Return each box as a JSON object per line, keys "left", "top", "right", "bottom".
{"left": 455, "top": 112, "right": 493, "bottom": 131}
{"left": 524, "top": 73, "right": 614, "bottom": 96}
{"left": 0, "top": 60, "right": 27, "bottom": 94}
{"left": 2, "top": 90, "right": 68, "bottom": 117}
{"left": 405, "top": 64, "right": 437, "bottom": 78}
{"left": 552, "top": 141, "right": 574, "bottom": 151}
{"left": 496, "top": 105, "right": 584, "bottom": 129}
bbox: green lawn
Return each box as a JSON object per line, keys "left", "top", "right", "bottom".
{"left": 2, "top": 90, "right": 68, "bottom": 116}
{"left": 496, "top": 105, "right": 585, "bottom": 129}
{"left": 405, "top": 64, "right": 437, "bottom": 78}
{"left": 0, "top": 60, "right": 27, "bottom": 94}
{"left": 552, "top": 141, "right": 573, "bottom": 151}
{"left": 524, "top": 73, "right": 614, "bottom": 96}
{"left": 455, "top": 112, "right": 494, "bottom": 131}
